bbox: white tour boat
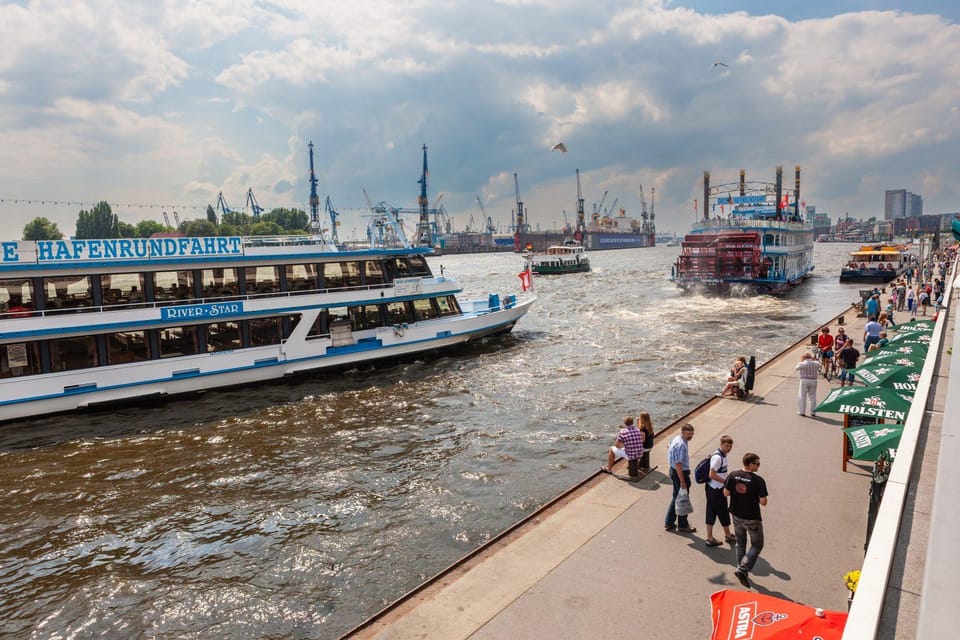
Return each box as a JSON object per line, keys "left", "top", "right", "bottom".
{"left": 0, "top": 220, "right": 534, "bottom": 422}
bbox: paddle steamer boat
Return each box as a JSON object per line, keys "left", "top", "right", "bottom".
{"left": 0, "top": 224, "right": 533, "bottom": 422}
{"left": 672, "top": 166, "right": 815, "bottom": 294}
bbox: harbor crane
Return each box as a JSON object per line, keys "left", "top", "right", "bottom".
{"left": 215, "top": 192, "right": 234, "bottom": 218}
{"left": 308, "top": 141, "right": 321, "bottom": 232}
{"left": 605, "top": 197, "right": 619, "bottom": 218}
{"left": 639, "top": 185, "right": 649, "bottom": 221}
{"left": 514, "top": 173, "right": 529, "bottom": 233}
{"left": 574, "top": 169, "right": 586, "bottom": 238}
{"left": 162, "top": 211, "right": 172, "bottom": 228}
{"left": 325, "top": 196, "right": 341, "bottom": 245}
{"left": 173, "top": 211, "right": 181, "bottom": 227}
{"left": 245, "top": 188, "right": 264, "bottom": 218}
{"left": 476, "top": 195, "right": 496, "bottom": 234}
{"left": 592, "top": 190, "right": 608, "bottom": 221}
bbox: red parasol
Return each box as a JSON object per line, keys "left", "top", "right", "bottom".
{"left": 710, "top": 589, "right": 847, "bottom": 639}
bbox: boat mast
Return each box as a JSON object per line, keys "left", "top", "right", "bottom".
{"left": 702, "top": 171, "right": 710, "bottom": 221}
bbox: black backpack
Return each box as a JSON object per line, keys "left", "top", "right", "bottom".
{"left": 694, "top": 449, "right": 724, "bottom": 484}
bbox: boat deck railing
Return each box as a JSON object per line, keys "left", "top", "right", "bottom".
{"left": 690, "top": 217, "right": 809, "bottom": 232}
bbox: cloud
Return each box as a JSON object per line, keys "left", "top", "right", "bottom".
{"left": 2, "top": 1, "right": 960, "bottom": 237}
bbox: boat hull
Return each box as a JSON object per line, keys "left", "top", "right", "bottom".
{"left": 839, "top": 269, "right": 901, "bottom": 284}
{"left": 531, "top": 263, "right": 590, "bottom": 275}
{"left": 581, "top": 231, "right": 655, "bottom": 251}
{"left": 0, "top": 298, "right": 534, "bottom": 423}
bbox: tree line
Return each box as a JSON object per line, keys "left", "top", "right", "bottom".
{"left": 21, "top": 202, "right": 312, "bottom": 240}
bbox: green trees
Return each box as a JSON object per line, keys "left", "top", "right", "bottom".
{"left": 22, "top": 217, "right": 64, "bottom": 240}
{"left": 75, "top": 201, "right": 120, "bottom": 239}
{"left": 134, "top": 220, "right": 169, "bottom": 237}
{"left": 262, "top": 208, "right": 309, "bottom": 232}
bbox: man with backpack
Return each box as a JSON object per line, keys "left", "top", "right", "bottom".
{"left": 698, "top": 435, "right": 735, "bottom": 547}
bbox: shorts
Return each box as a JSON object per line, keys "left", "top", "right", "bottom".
{"left": 821, "top": 349, "right": 834, "bottom": 359}
{"left": 840, "top": 368, "right": 855, "bottom": 383}
{"left": 610, "top": 446, "right": 627, "bottom": 462}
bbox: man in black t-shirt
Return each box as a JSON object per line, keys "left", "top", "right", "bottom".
{"left": 724, "top": 452, "right": 768, "bottom": 588}
{"left": 838, "top": 340, "right": 861, "bottom": 388}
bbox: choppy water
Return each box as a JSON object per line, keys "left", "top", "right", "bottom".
{"left": 1, "top": 243, "right": 867, "bottom": 639}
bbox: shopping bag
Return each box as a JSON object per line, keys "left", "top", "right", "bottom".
{"left": 675, "top": 488, "right": 694, "bottom": 516}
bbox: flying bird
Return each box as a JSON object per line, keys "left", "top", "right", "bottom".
{"left": 551, "top": 142, "right": 568, "bottom": 153}
{"left": 712, "top": 61, "right": 728, "bottom": 69}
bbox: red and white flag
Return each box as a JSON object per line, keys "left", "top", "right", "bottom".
{"left": 779, "top": 194, "right": 789, "bottom": 209}
{"left": 518, "top": 268, "right": 532, "bottom": 292}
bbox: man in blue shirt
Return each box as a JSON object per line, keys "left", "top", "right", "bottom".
{"left": 665, "top": 423, "right": 696, "bottom": 532}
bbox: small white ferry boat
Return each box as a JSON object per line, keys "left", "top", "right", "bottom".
{"left": 0, "top": 221, "right": 534, "bottom": 422}
{"left": 528, "top": 240, "right": 591, "bottom": 275}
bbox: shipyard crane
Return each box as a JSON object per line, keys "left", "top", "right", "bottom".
{"left": 245, "top": 188, "right": 264, "bottom": 218}
{"left": 325, "top": 196, "right": 341, "bottom": 245}
{"left": 307, "top": 141, "right": 321, "bottom": 231}
{"left": 514, "top": 173, "right": 529, "bottom": 233}
{"left": 639, "top": 185, "right": 649, "bottom": 221}
{"left": 415, "top": 144, "right": 432, "bottom": 247}
{"left": 574, "top": 169, "right": 586, "bottom": 237}
{"left": 476, "top": 195, "right": 497, "bottom": 234}
{"left": 215, "top": 192, "right": 234, "bottom": 218}
{"left": 593, "top": 190, "right": 608, "bottom": 220}
{"left": 649, "top": 187, "right": 655, "bottom": 224}
{"left": 173, "top": 211, "right": 181, "bottom": 226}
{"left": 605, "top": 197, "right": 619, "bottom": 218}
{"left": 162, "top": 211, "right": 172, "bottom": 228}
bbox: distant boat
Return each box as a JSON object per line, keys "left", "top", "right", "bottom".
{"left": 672, "top": 166, "right": 815, "bottom": 295}
{"left": 839, "top": 245, "right": 911, "bottom": 283}
{"left": 527, "top": 240, "right": 591, "bottom": 275}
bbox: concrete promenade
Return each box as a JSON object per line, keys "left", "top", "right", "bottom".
{"left": 345, "top": 294, "right": 953, "bottom": 639}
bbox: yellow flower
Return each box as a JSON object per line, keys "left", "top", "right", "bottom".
{"left": 844, "top": 570, "right": 861, "bottom": 593}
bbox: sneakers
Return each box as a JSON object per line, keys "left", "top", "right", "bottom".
{"left": 676, "top": 525, "right": 697, "bottom": 533}
{"left": 734, "top": 570, "right": 751, "bottom": 589}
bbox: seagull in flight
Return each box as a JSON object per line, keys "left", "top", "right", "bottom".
{"left": 712, "top": 61, "right": 728, "bottom": 69}
{"left": 551, "top": 142, "right": 568, "bottom": 153}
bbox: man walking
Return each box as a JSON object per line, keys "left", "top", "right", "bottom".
{"left": 665, "top": 423, "right": 696, "bottom": 533}
{"left": 704, "top": 435, "right": 735, "bottom": 546}
{"left": 724, "top": 452, "right": 768, "bottom": 588}
{"left": 795, "top": 352, "right": 821, "bottom": 417}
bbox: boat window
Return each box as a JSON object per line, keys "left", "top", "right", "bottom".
{"left": 0, "top": 278, "right": 35, "bottom": 317}
{"left": 763, "top": 233, "right": 775, "bottom": 246}
{"left": 158, "top": 326, "right": 200, "bottom": 358}
{"left": 412, "top": 297, "right": 439, "bottom": 320}
{"left": 307, "top": 310, "right": 329, "bottom": 338}
{"left": 244, "top": 266, "right": 279, "bottom": 296}
{"left": 341, "top": 262, "right": 361, "bottom": 288}
{"left": 392, "top": 259, "right": 413, "bottom": 279}
{"left": 406, "top": 256, "right": 432, "bottom": 276}
{"left": 205, "top": 321, "right": 242, "bottom": 353}
{"left": 249, "top": 317, "right": 283, "bottom": 346}
{"left": 100, "top": 273, "right": 146, "bottom": 307}
{"left": 348, "top": 306, "right": 365, "bottom": 331}
{"left": 154, "top": 270, "right": 196, "bottom": 302}
{"left": 386, "top": 301, "right": 414, "bottom": 325}
{"left": 364, "top": 261, "right": 385, "bottom": 286}
{"left": 322, "top": 262, "right": 344, "bottom": 289}
{"left": 361, "top": 304, "right": 384, "bottom": 329}
{"left": 200, "top": 268, "right": 240, "bottom": 300}
{"left": 107, "top": 330, "right": 151, "bottom": 364}
{"left": 285, "top": 264, "right": 318, "bottom": 292}
{"left": 49, "top": 336, "right": 98, "bottom": 371}
{"left": 43, "top": 275, "right": 94, "bottom": 313}
{"left": 0, "top": 342, "right": 42, "bottom": 378}
{"left": 435, "top": 295, "right": 461, "bottom": 317}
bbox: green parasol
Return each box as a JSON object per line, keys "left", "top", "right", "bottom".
{"left": 861, "top": 350, "right": 926, "bottom": 368}
{"left": 888, "top": 331, "right": 933, "bottom": 345}
{"left": 842, "top": 423, "right": 904, "bottom": 461}
{"left": 853, "top": 361, "right": 922, "bottom": 389}
{"left": 815, "top": 386, "right": 914, "bottom": 422}
{"left": 890, "top": 319, "right": 935, "bottom": 334}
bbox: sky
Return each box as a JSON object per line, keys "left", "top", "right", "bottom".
{"left": 1, "top": 0, "right": 959, "bottom": 240}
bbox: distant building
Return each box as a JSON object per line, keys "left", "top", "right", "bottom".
{"left": 884, "top": 189, "right": 923, "bottom": 220}
{"left": 893, "top": 212, "right": 958, "bottom": 235}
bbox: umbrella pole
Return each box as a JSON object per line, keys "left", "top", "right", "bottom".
{"left": 842, "top": 414, "right": 850, "bottom": 472}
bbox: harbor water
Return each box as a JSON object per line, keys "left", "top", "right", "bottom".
{"left": 1, "top": 243, "right": 871, "bottom": 639}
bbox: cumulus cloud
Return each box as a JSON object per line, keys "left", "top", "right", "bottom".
{"left": 1, "top": 1, "right": 959, "bottom": 236}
